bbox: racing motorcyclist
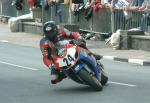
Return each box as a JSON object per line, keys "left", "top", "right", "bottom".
{"left": 40, "top": 21, "right": 102, "bottom": 84}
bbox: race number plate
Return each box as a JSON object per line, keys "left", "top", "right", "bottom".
{"left": 57, "top": 46, "right": 76, "bottom": 68}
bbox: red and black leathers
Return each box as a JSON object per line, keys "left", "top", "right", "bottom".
{"left": 40, "top": 26, "right": 86, "bottom": 68}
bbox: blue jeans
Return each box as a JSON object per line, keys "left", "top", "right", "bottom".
{"left": 140, "top": 14, "right": 147, "bottom": 31}
{"left": 140, "top": 13, "right": 150, "bottom": 31}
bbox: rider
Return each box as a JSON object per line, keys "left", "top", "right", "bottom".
{"left": 40, "top": 21, "right": 102, "bottom": 84}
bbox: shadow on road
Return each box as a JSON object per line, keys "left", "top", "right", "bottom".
{"left": 50, "top": 84, "right": 109, "bottom": 94}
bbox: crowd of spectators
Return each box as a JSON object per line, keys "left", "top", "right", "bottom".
{"left": 107, "top": 0, "right": 150, "bottom": 33}
{"left": 11, "top": 0, "right": 150, "bottom": 33}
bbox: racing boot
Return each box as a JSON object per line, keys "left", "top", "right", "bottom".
{"left": 50, "top": 67, "right": 66, "bottom": 84}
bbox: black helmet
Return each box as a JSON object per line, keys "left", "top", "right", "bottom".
{"left": 43, "top": 21, "right": 58, "bottom": 41}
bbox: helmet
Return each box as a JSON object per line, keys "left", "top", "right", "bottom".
{"left": 43, "top": 21, "right": 58, "bottom": 41}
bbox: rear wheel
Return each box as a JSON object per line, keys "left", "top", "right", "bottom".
{"left": 78, "top": 69, "right": 103, "bottom": 91}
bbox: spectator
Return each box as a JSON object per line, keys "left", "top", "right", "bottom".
{"left": 84, "top": 0, "right": 95, "bottom": 20}
{"left": 12, "top": 0, "right": 23, "bottom": 10}
{"left": 64, "top": 0, "right": 72, "bottom": 5}
{"left": 28, "top": 0, "right": 35, "bottom": 8}
{"left": 71, "top": 0, "right": 84, "bottom": 15}
{"left": 109, "top": 0, "right": 131, "bottom": 31}
{"left": 122, "top": 0, "right": 144, "bottom": 20}
{"left": 139, "top": 0, "right": 150, "bottom": 11}
{"left": 28, "top": 0, "right": 42, "bottom": 8}
{"left": 93, "top": 0, "right": 112, "bottom": 12}
{"left": 101, "top": 0, "right": 112, "bottom": 10}
{"left": 101, "top": 0, "right": 112, "bottom": 8}
{"left": 109, "top": 0, "right": 130, "bottom": 11}
{"left": 84, "top": 0, "right": 95, "bottom": 9}
{"left": 93, "top": 0, "right": 102, "bottom": 12}
{"left": 48, "top": 0, "right": 60, "bottom": 5}
{"left": 93, "top": 0, "right": 113, "bottom": 12}
{"left": 138, "top": 0, "right": 150, "bottom": 32}
{"left": 101, "top": 0, "right": 109, "bottom": 5}
{"left": 123, "top": 0, "right": 145, "bottom": 30}
{"left": 124, "top": 0, "right": 144, "bottom": 11}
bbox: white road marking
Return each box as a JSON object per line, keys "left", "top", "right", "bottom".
{"left": 108, "top": 81, "right": 136, "bottom": 87}
{"left": 0, "top": 60, "right": 38, "bottom": 71}
{"left": 128, "top": 59, "right": 144, "bottom": 65}
{"left": 0, "top": 40, "right": 9, "bottom": 42}
{"left": 103, "top": 56, "right": 116, "bottom": 60}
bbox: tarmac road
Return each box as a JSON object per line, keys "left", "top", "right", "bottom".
{"left": 0, "top": 42, "right": 150, "bottom": 103}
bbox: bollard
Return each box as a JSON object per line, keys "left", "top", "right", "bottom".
{"left": 120, "top": 30, "right": 130, "bottom": 49}
{"left": 148, "top": 26, "right": 150, "bottom": 35}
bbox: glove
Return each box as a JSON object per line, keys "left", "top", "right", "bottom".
{"left": 69, "top": 36, "right": 86, "bottom": 47}
{"left": 76, "top": 36, "right": 86, "bottom": 45}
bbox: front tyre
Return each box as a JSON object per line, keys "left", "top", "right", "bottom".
{"left": 98, "top": 62, "right": 108, "bottom": 85}
{"left": 78, "top": 69, "right": 103, "bottom": 91}
{"left": 101, "top": 72, "right": 108, "bottom": 85}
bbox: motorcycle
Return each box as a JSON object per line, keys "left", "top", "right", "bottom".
{"left": 52, "top": 40, "right": 108, "bottom": 91}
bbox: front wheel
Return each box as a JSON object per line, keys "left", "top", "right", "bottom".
{"left": 78, "top": 69, "right": 103, "bottom": 91}
{"left": 101, "top": 72, "right": 108, "bottom": 85}
{"left": 98, "top": 62, "right": 108, "bottom": 85}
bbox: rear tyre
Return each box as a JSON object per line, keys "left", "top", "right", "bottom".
{"left": 78, "top": 69, "right": 103, "bottom": 91}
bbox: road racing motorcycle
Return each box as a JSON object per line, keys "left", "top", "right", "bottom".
{"left": 52, "top": 40, "right": 108, "bottom": 91}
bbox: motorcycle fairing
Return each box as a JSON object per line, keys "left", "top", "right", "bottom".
{"left": 53, "top": 43, "right": 100, "bottom": 81}
{"left": 75, "top": 52, "right": 100, "bottom": 80}
{"left": 54, "top": 44, "right": 78, "bottom": 69}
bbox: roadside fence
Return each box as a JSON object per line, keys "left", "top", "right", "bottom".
{"left": 111, "top": 10, "right": 149, "bottom": 33}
